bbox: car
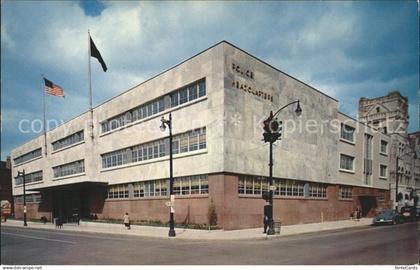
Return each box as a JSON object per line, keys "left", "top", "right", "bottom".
{"left": 372, "top": 209, "right": 402, "bottom": 225}
{"left": 400, "top": 206, "right": 416, "bottom": 222}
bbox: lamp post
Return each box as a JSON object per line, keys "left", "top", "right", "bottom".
{"left": 16, "top": 170, "right": 27, "bottom": 227}
{"left": 262, "top": 100, "right": 302, "bottom": 235}
{"left": 160, "top": 113, "right": 176, "bottom": 237}
{"left": 395, "top": 149, "right": 416, "bottom": 211}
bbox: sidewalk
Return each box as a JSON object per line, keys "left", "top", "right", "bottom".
{"left": 1, "top": 218, "right": 373, "bottom": 240}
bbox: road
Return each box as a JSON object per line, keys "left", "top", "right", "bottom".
{"left": 1, "top": 222, "right": 418, "bottom": 265}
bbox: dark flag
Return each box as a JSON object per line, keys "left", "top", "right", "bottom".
{"left": 44, "top": 78, "right": 65, "bottom": 97}
{"left": 90, "top": 37, "right": 107, "bottom": 72}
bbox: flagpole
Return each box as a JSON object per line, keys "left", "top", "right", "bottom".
{"left": 88, "top": 30, "right": 93, "bottom": 140}
{"left": 42, "top": 75, "right": 47, "bottom": 156}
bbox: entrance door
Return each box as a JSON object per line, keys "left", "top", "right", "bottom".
{"left": 359, "top": 196, "right": 377, "bottom": 217}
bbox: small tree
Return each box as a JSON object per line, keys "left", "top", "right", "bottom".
{"left": 208, "top": 200, "right": 217, "bottom": 229}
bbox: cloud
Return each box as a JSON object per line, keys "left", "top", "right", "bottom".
{"left": 1, "top": 1, "right": 418, "bottom": 160}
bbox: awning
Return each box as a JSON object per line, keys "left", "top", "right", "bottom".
{"left": 26, "top": 181, "right": 108, "bottom": 192}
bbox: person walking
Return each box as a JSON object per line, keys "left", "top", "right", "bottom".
{"left": 123, "top": 212, "right": 131, "bottom": 230}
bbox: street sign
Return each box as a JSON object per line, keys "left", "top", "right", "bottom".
{"left": 269, "top": 185, "right": 276, "bottom": 191}
{"left": 165, "top": 201, "right": 173, "bottom": 207}
{"left": 170, "top": 195, "right": 175, "bottom": 203}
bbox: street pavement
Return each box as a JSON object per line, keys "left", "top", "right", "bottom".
{"left": 1, "top": 222, "right": 418, "bottom": 265}
{"left": 1, "top": 217, "right": 375, "bottom": 240}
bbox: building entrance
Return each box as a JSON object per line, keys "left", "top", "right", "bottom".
{"left": 52, "top": 188, "right": 90, "bottom": 223}
{"left": 359, "top": 196, "right": 377, "bottom": 217}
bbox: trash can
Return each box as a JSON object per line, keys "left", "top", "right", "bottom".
{"left": 274, "top": 220, "right": 281, "bottom": 235}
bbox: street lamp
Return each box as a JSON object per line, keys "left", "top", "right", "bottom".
{"left": 262, "top": 100, "right": 302, "bottom": 235}
{"left": 16, "top": 170, "right": 27, "bottom": 227}
{"left": 160, "top": 113, "right": 176, "bottom": 237}
{"left": 395, "top": 149, "right": 417, "bottom": 211}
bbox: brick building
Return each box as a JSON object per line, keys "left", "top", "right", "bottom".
{"left": 11, "top": 41, "right": 392, "bottom": 229}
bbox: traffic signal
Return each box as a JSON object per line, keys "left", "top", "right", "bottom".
{"left": 262, "top": 111, "right": 282, "bottom": 143}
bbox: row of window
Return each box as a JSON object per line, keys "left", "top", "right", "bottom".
{"left": 14, "top": 194, "right": 42, "bottom": 204}
{"left": 340, "top": 154, "right": 387, "bottom": 177}
{"left": 238, "top": 176, "right": 326, "bottom": 198}
{"left": 53, "top": 160, "right": 85, "bottom": 178}
{"left": 52, "top": 130, "right": 84, "bottom": 151}
{"left": 106, "top": 175, "right": 209, "bottom": 199}
{"left": 101, "top": 79, "right": 206, "bottom": 133}
{"left": 339, "top": 124, "right": 389, "bottom": 155}
{"left": 101, "top": 128, "right": 206, "bottom": 169}
{"left": 14, "top": 170, "right": 43, "bottom": 186}
{"left": 13, "top": 148, "right": 42, "bottom": 166}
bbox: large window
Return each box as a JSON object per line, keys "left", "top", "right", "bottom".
{"left": 107, "top": 184, "right": 129, "bottom": 199}
{"left": 340, "top": 123, "right": 355, "bottom": 142}
{"left": 380, "top": 140, "right": 388, "bottom": 154}
{"left": 13, "top": 148, "right": 42, "bottom": 165}
{"left": 102, "top": 78, "right": 206, "bottom": 133}
{"left": 339, "top": 186, "right": 352, "bottom": 199}
{"left": 173, "top": 175, "right": 208, "bottom": 196}
{"left": 101, "top": 127, "right": 206, "bottom": 169}
{"left": 52, "top": 130, "right": 84, "bottom": 151}
{"left": 238, "top": 176, "right": 304, "bottom": 197}
{"left": 380, "top": 164, "right": 388, "bottom": 178}
{"left": 340, "top": 154, "right": 354, "bottom": 171}
{"left": 14, "top": 194, "right": 42, "bottom": 204}
{"left": 14, "top": 170, "right": 43, "bottom": 185}
{"left": 308, "top": 183, "right": 327, "bottom": 198}
{"left": 53, "top": 160, "right": 85, "bottom": 178}
{"left": 133, "top": 180, "right": 168, "bottom": 198}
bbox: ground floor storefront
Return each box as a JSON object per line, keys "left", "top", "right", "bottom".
{"left": 13, "top": 173, "right": 390, "bottom": 229}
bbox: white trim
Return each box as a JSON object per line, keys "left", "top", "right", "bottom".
{"left": 12, "top": 156, "right": 43, "bottom": 168}
{"left": 51, "top": 140, "right": 85, "bottom": 154}
{"left": 52, "top": 172, "right": 86, "bottom": 181}
{"left": 339, "top": 138, "right": 356, "bottom": 146}
{"left": 100, "top": 149, "right": 208, "bottom": 173}
{"left": 99, "top": 96, "right": 207, "bottom": 138}
{"left": 14, "top": 181, "right": 44, "bottom": 188}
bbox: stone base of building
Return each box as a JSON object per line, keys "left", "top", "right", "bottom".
{"left": 13, "top": 173, "right": 390, "bottom": 230}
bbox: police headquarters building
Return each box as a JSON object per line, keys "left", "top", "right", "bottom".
{"left": 11, "top": 41, "right": 392, "bottom": 230}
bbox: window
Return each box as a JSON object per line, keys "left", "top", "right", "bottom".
{"left": 100, "top": 79, "right": 206, "bottom": 134}
{"left": 188, "top": 85, "right": 198, "bottom": 101}
{"left": 107, "top": 184, "right": 129, "bottom": 199}
{"left": 101, "top": 128, "right": 206, "bottom": 169}
{"left": 339, "top": 186, "right": 352, "bottom": 199}
{"left": 340, "top": 123, "right": 355, "bottom": 142}
{"left": 238, "top": 176, "right": 303, "bottom": 197}
{"left": 380, "top": 140, "right": 388, "bottom": 154}
{"left": 308, "top": 183, "right": 327, "bottom": 198}
{"left": 173, "top": 175, "right": 208, "bottom": 196}
{"left": 13, "top": 148, "right": 42, "bottom": 165}
{"left": 198, "top": 80, "right": 206, "bottom": 97}
{"left": 53, "top": 160, "right": 85, "bottom": 178}
{"left": 380, "top": 165, "right": 387, "bottom": 178}
{"left": 340, "top": 154, "right": 354, "bottom": 171}
{"left": 15, "top": 170, "right": 43, "bottom": 185}
{"left": 14, "top": 194, "right": 42, "bottom": 204}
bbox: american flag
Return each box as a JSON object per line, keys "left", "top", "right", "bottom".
{"left": 44, "top": 78, "right": 65, "bottom": 97}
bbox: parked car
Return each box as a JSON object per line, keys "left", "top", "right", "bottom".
{"left": 400, "top": 206, "right": 416, "bottom": 222}
{"left": 372, "top": 209, "right": 402, "bottom": 225}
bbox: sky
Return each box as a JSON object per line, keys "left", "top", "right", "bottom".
{"left": 1, "top": 1, "right": 419, "bottom": 160}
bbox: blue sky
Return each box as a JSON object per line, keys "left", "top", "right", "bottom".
{"left": 1, "top": 1, "right": 418, "bottom": 159}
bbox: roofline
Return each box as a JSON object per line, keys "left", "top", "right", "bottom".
{"left": 221, "top": 40, "right": 338, "bottom": 102}
{"left": 12, "top": 40, "right": 339, "bottom": 153}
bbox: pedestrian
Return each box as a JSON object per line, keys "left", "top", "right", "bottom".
{"left": 123, "top": 212, "right": 130, "bottom": 230}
